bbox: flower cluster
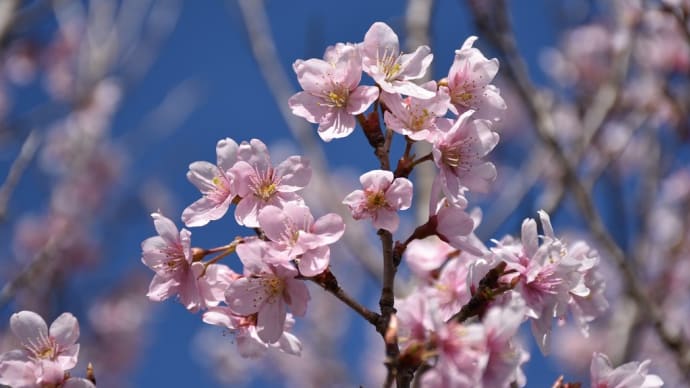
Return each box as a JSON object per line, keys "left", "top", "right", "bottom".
{"left": 0, "top": 311, "right": 94, "bottom": 388}
{"left": 140, "top": 137, "right": 345, "bottom": 357}
{"left": 133, "top": 20, "right": 664, "bottom": 387}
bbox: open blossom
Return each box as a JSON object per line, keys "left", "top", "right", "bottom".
{"left": 225, "top": 239, "right": 310, "bottom": 344}
{"left": 590, "top": 352, "right": 663, "bottom": 387}
{"left": 257, "top": 203, "right": 345, "bottom": 276}
{"left": 231, "top": 139, "right": 311, "bottom": 228}
{"left": 493, "top": 211, "right": 601, "bottom": 354}
{"left": 432, "top": 111, "right": 499, "bottom": 205}
{"left": 481, "top": 300, "right": 529, "bottom": 388}
{"left": 342, "top": 169, "right": 413, "bottom": 232}
{"left": 380, "top": 82, "right": 449, "bottom": 141}
{"left": 289, "top": 43, "right": 379, "bottom": 142}
{"left": 360, "top": 22, "right": 435, "bottom": 99}
{"left": 182, "top": 138, "right": 240, "bottom": 227}
{"left": 443, "top": 36, "right": 506, "bottom": 120}
{"left": 0, "top": 311, "right": 82, "bottom": 387}
{"left": 141, "top": 212, "right": 234, "bottom": 312}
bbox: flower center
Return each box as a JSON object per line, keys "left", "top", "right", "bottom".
{"left": 378, "top": 47, "right": 402, "bottom": 80}
{"left": 262, "top": 277, "right": 285, "bottom": 303}
{"left": 366, "top": 190, "right": 387, "bottom": 210}
{"left": 327, "top": 89, "right": 348, "bottom": 108}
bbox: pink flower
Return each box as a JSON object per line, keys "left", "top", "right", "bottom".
{"left": 493, "top": 211, "right": 593, "bottom": 354}
{"left": 432, "top": 198, "right": 486, "bottom": 257}
{"left": 257, "top": 203, "right": 345, "bottom": 276}
{"left": 590, "top": 352, "right": 663, "bottom": 388}
{"left": 432, "top": 111, "right": 499, "bottom": 204}
{"left": 380, "top": 82, "right": 449, "bottom": 141}
{"left": 141, "top": 212, "right": 234, "bottom": 312}
{"left": 231, "top": 139, "right": 312, "bottom": 228}
{"left": 481, "top": 301, "right": 529, "bottom": 388}
{"left": 342, "top": 169, "right": 413, "bottom": 232}
{"left": 226, "top": 239, "right": 310, "bottom": 343}
{"left": 289, "top": 44, "right": 379, "bottom": 142}
{"left": 444, "top": 36, "right": 506, "bottom": 120}
{"left": 0, "top": 311, "right": 80, "bottom": 387}
{"left": 404, "top": 237, "right": 456, "bottom": 280}
{"left": 182, "top": 138, "right": 240, "bottom": 227}
{"left": 360, "top": 22, "right": 435, "bottom": 99}
{"left": 203, "top": 307, "right": 302, "bottom": 358}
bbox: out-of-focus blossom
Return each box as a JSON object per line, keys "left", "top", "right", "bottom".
{"left": 360, "top": 22, "right": 434, "bottom": 99}
{"left": 342, "top": 169, "right": 413, "bottom": 233}
{"left": 404, "top": 237, "right": 457, "bottom": 280}
{"left": 289, "top": 43, "right": 379, "bottom": 142}
{"left": 590, "top": 352, "right": 663, "bottom": 387}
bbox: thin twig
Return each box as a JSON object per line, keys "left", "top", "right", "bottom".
{"left": 0, "top": 130, "right": 41, "bottom": 222}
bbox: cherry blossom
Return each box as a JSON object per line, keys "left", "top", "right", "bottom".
{"left": 231, "top": 139, "right": 312, "bottom": 228}
{"left": 443, "top": 36, "right": 506, "bottom": 120}
{"left": 360, "top": 22, "right": 435, "bottom": 99}
{"left": 0, "top": 311, "right": 81, "bottom": 387}
{"left": 289, "top": 43, "right": 379, "bottom": 142}
{"left": 431, "top": 111, "right": 499, "bottom": 205}
{"left": 257, "top": 203, "right": 345, "bottom": 276}
{"left": 141, "top": 212, "right": 234, "bottom": 312}
{"left": 590, "top": 352, "right": 663, "bottom": 388}
{"left": 226, "top": 239, "right": 310, "bottom": 343}
{"left": 342, "top": 169, "right": 413, "bottom": 232}
{"left": 380, "top": 81, "right": 449, "bottom": 141}
{"left": 182, "top": 138, "right": 240, "bottom": 227}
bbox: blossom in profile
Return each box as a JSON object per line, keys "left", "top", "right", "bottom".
{"left": 141, "top": 212, "right": 234, "bottom": 312}
{"left": 203, "top": 307, "right": 302, "bottom": 358}
{"left": 431, "top": 111, "right": 499, "bottom": 205}
{"left": 0, "top": 311, "right": 88, "bottom": 387}
{"left": 226, "top": 239, "right": 310, "bottom": 344}
{"left": 231, "top": 139, "right": 311, "bottom": 228}
{"left": 342, "top": 169, "right": 413, "bottom": 233}
{"left": 443, "top": 36, "right": 506, "bottom": 121}
{"left": 289, "top": 43, "right": 379, "bottom": 142}
{"left": 182, "top": 138, "right": 240, "bottom": 227}
{"left": 590, "top": 352, "right": 663, "bottom": 388}
{"left": 257, "top": 203, "right": 345, "bottom": 276}
{"left": 360, "top": 22, "right": 435, "bottom": 99}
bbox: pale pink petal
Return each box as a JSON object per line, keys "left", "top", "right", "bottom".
{"left": 342, "top": 189, "right": 365, "bottom": 210}
{"left": 385, "top": 177, "right": 413, "bottom": 210}
{"left": 346, "top": 86, "right": 379, "bottom": 115}
{"left": 226, "top": 277, "right": 269, "bottom": 316}
{"left": 49, "top": 313, "right": 79, "bottom": 347}
{"left": 284, "top": 278, "right": 309, "bottom": 317}
{"left": 10, "top": 311, "right": 48, "bottom": 346}
{"left": 202, "top": 307, "right": 239, "bottom": 329}
{"left": 278, "top": 332, "right": 302, "bottom": 356}
{"left": 293, "top": 58, "right": 333, "bottom": 93}
{"left": 288, "top": 91, "right": 331, "bottom": 123}
{"left": 62, "top": 378, "right": 97, "bottom": 388}
{"left": 181, "top": 196, "right": 232, "bottom": 227}
{"left": 360, "top": 169, "right": 393, "bottom": 191}
{"left": 310, "top": 213, "right": 345, "bottom": 245}
{"left": 151, "top": 213, "right": 179, "bottom": 246}
{"left": 186, "top": 161, "right": 219, "bottom": 193}
{"left": 299, "top": 246, "right": 330, "bottom": 277}
{"left": 216, "top": 137, "right": 239, "bottom": 171}
{"left": 275, "top": 156, "right": 311, "bottom": 191}
{"left": 521, "top": 218, "right": 539, "bottom": 258}
{"left": 235, "top": 196, "right": 261, "bottom": 227}
{"left": 257, "top": 205, "right": 289, "bottom": 242}
{"left": 146, "top": 274, "right": 179, "bottom": 302}
{"left": 257, "top": 300, "right": 287, "bottom": 343}
{"left": 398, "top": 46, "right": 433, "bottom": 80}
{"left": 373, "top": 209, "right": 400, "bottom": 232}
{"left": 318, "top": 110, "right": 357, "bottom": 141}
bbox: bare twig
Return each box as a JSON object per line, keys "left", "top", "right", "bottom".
{"left": 0, "top": 130, "right": 41, "bottom": 222}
